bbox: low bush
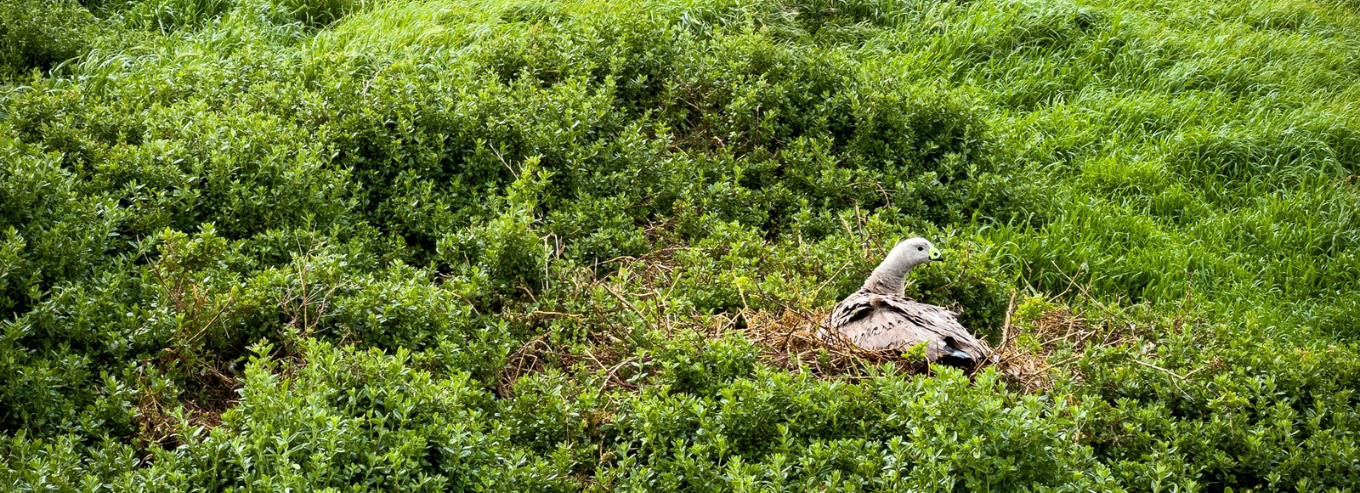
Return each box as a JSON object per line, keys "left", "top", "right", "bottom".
{"left": 2, "top": 0, "right": 1359, "bottom": 490}
{"left": 0, "top": 0, "right": 95, "bottom": 79}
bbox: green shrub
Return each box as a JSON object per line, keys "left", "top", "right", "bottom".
{"left": 127, "top": 339, "right": 520, "bottom": 491}
{"left": 0, "top": 0, "right": 94, "bottom": 79}
{"left": 2, "top": 0, "right": 1360, "bottom": 489}
{"left": 654, "top": 333, "right": 759, "bottom": 396}
{"left": 1077, "top": 333, "right": 1360, "bottom": 490}
{"left": 603, "top": 367, "right": 1122, "bottom": 491}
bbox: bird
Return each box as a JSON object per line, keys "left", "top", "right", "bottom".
{"left": 824, "top": 237, "right": 991, "bottom": 368}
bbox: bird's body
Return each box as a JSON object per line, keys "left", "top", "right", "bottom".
{"left": 824, "top": 238, "right": 990, "bottom": 368}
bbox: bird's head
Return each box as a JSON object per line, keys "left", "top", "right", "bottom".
{"left": 888, "top": 237, "right": 943, "bottom": 267}
{"left": 862, "top": 237, "right": 944, "bottom": 296}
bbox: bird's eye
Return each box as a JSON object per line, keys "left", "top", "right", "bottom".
{"left": 917, "top": 247, "right": 923, "bottom": 251}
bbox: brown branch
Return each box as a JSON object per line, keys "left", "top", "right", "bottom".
{"left": 1132, "top": 359, "right": 1189, "bottom": 381}
{"left": 1050, "top": 260, "right": 1116, "bottom": 317}
{"left": 601, "top": 283, "right": 653, "bottom": 334}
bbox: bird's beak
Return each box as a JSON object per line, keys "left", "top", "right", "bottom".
{"left": 928, "top": 246, "right": 943, "bottom": 262}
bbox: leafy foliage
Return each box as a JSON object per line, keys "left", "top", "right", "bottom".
{"left": 0, "top": 0, "right": 96, "bottom": 79}
{"left": 2, "top": 0, "right": 1360, "bottom": 490}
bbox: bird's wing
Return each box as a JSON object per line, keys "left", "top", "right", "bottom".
{"left": 828, "top": 291, "right": 990, "bottom": 364}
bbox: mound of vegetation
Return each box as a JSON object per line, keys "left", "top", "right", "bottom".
{"left": 1, "top": 0, "right": 1358, "bottom": 490}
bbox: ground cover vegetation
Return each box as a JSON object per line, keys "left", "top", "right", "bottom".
{"left": 1, "top": 0, "right": 1359, "bottom": 489}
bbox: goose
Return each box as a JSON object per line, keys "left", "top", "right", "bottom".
{"left": 825, "top": 237, "right": 990, "bottom": 368}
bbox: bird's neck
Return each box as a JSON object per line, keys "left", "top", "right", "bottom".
{"left": 862, "top": 255, "right": 917, "bottom": 296}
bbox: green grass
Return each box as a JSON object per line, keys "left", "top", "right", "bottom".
{"left": 2, "top": 0, "right": 1360, "bottom": 490}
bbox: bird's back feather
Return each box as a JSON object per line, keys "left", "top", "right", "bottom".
{"left": 826, "top": 289, "right": 990, "bottom": 367}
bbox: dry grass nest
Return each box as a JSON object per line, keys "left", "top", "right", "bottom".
{"left": 493, "top": 243, "right": 1141, "bottom": 396}
{"left": 991, "top": 299, "right": 1138, "bottom": 393}
{"left": 741, "top": 308, "right": 934, "bottom": 378}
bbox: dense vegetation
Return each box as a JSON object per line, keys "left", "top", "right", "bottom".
{"left": 2, "top": 0, "right": 1359, "bottom": 489}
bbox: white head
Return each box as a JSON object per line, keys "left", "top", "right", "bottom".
{"left": 862, "top": 237, "right": 943, "bottom": 296}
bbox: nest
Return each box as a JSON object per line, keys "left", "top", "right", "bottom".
{"left": 991, "top": 299, "right": 1135, "bottom": 392}
{"left": 134, "top": 355, "right": 242, "bottom": 451}
{"left": 742, "top": 292, "right": 1139, "bottom": 393}
{"left": 742, "top": 309, "right": 935, "bottom": 378}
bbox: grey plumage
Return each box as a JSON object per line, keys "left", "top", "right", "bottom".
{"left": 825, "top": 238, "right": 990, "bottom": 368}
